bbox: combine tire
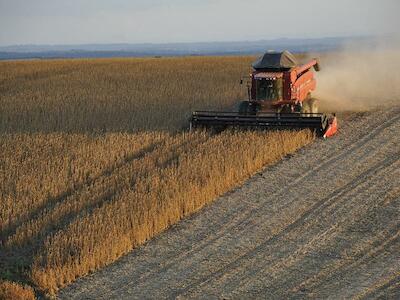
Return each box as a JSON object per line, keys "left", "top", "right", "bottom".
{"left": 310, "top": 98, "right": 319, "bottom": 114}
{"left": 301, "top": 93, "right": 312, "bottom": 114}
{"left": 314, "top": 58, "right": 321, "bottom": 72}
{"left": 280, "top": 105, "right": 292, "bottom": 114}
{"left": 301, "top": 101, "right": 311, "bottom": 114}
{"left": 301, "top": 94, "right": 319, "bottom": 115}
{"left": 239, "top": 101, "right": 250, "bottom": 115}
{"left": 239, "top": 101, "right": 257, "bottom": 115}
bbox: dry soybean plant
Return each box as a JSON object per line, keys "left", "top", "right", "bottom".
{"left": 0, "top": 280, "right": 35, "bottom": 300}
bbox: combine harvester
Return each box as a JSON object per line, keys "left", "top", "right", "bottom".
{"left": 191, "top": 51, "right": 338, "bottom": 138}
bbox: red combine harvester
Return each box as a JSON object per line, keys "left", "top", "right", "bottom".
{"left": 191, "top": 51, "right": 338, "bottom": 138}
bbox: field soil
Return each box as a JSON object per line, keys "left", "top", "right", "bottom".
{"left": 59, "top": 107, "right": 400, "bottom": 299}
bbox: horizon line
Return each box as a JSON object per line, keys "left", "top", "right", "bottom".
{"left": 0, "top": 35, "right": 380, "bottom": 49}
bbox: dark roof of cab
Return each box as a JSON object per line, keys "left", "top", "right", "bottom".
{"left": 252, "top": 50, "right": 298, "bottom": 70}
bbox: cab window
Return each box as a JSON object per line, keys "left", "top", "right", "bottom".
{"left": 256, "top": 78, "right": 283, "bottom": 100}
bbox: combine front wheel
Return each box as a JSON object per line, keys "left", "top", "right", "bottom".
{"left": 238, "top": 101, "right": 250, "bottom": 115}
{"left": 301, "top": 101, "right": 311, "bottom": 114}
{"left": 239, "top": 101, "right": 258, "bottom": 115}
{"left": 310, "top": 98, "right": 319, "bottom": 114}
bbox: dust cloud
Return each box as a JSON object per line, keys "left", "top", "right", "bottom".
{"left": 313, "top": 40, "right": 400, "bottom": 112}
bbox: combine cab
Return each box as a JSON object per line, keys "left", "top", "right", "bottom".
{"left": 191, "top": 51, "right": 338, "bottom": 138}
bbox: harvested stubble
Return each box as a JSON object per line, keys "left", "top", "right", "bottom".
{"left": 0, "top": 57, "right": 314, "bottom": 297}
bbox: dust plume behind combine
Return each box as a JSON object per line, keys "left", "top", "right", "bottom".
{"left": 314, "top": 40, "right": 400, "bottom": 112}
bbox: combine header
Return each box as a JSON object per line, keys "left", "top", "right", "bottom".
{"left": 190, "top": 51, "right": 338, "bottom": 138}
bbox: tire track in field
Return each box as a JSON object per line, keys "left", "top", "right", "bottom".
{"left": 274, "top": 220, "right": 400, "bottom": 298}
{"left": 173, "top": 154, "right": 400, "bottom": 298}
{"left": 59, "top": 108, "right": 400, "bottom": 300}
{"left": 358, "top": 272, "right": 400, "bottom": 300}
{"left": 287, "top": 194, "right": 400, "bottom": 296}
{"left": 316, "top": 235, "right": 400, "bottom": 299}
{"left": 310, "top": 231, "right": 400, "bottom": 299}
{"left": 229, "top": 166, "right": 400, "bottom": 297}
{"left": 96, "top": 110, "right": 400, "bottom": 296}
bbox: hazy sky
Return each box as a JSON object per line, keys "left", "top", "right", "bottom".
{"left": 0, "top": 0, "right": 399, "bottom": 46}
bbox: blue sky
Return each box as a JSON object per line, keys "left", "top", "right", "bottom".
{"left": 0, "top": 0, "right": 399, "bottom": 46}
